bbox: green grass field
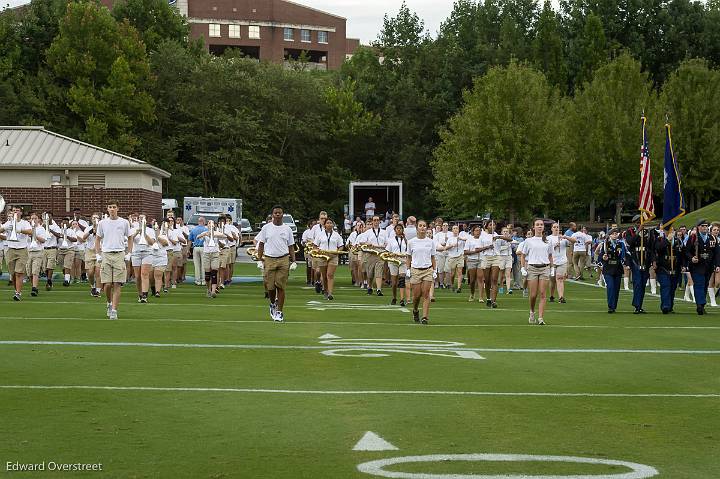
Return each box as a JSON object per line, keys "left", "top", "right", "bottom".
{"left": 1, "top": 264, "right": 718, "bottom": 478}
{"left": 677, "top": 199, "right": 720, "bottom": 228}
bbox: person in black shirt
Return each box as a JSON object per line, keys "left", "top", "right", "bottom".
{"left": 684, "top": 219, "right": 719, "bottom": 315}
{"left": 598, "top": 228, "right": 626, "bottom": 314}
{"left": 654, "top": 228, "right": 685, "bottom": 314}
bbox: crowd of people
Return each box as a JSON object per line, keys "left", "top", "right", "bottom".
{"left": 2, "top": 200, "right": 719, "bottom": 323}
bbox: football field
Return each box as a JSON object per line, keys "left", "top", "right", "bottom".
{"left": 1, "top": 264, "right": 718, "bottom": 478}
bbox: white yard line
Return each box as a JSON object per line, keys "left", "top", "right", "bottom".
{"left": 0, "top": 385, "right": 717, "bottom": 398}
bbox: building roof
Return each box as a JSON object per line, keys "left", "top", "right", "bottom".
{"left": 0, "top": 126, "right": 170, "bottom": 178}
{"left": 280, "top": 0, "right": 345, "bottom": 20}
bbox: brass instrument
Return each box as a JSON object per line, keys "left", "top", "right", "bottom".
{"left": 207, "top": 220, "right": 216, "bottom": 248}
{"left": 29, "top": 221, "right": 38, "bottom": 249}
{"left": 152, "top": 221, "right": 161, "bottom": 250}
{"left": 360, "top": 244, "right": 385, "bottom": 256}
{"left": 380, "top": 251, "right": 409, "bottom": 266}
{"left": 43, "top": 213, "right": 50, "bottom": 231}
{"left": 60, "top": 221, "right": 69, "bottom": 248}
{"left": 8, "top": 209, "right": 19, "bottom": 241}
{"left": 0, "top": 195, "right": 5, "bottom": 214}
{"left": 137, "top": 216, "right": 148, "bottom": 246}
{"left": 217, "top": 219, "right": 226, "bottom": 248}
{"left": 247, "top": 247, "right": 260, "bottom": 261}
{"left": 305, "top": 242, "right": 347, "bottom": 261}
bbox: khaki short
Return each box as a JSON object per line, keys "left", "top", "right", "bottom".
{"left": 202, "top": 251, "right": 220, "bottom": 271}
{"left": 527, "top": 264, "right": 550, "bottom": 281}
{"left": 57, "top": 248, "right": 75, "bottom": 270}
{"left": 84, "top": 250, "right": 99, "bottom": 271}
{"left": 482, "top": 255, "right": 500, "bottom": 269}
{"left": 165, "top": 251, "right": 175, "bottom": 269}
{"left": 314, "top": 255, "right": 339, "bottom": 268}
{"left": 498, "top": 255, "right": 513, "bottom": 270}
{"left": 181, "top": 246, "right": 189, "bottom": 264}
{"left": 446, "top": 255, "right": 464, "bottom": 273}
{"left": 221, "top": 248, "right": 234, "bottom": 267}
{"left": 410, "top": 267, "right": 434, "bottom": 284}
{"left": 554, "top": 263, "right": 568, "bottom": 277}
{"left": 100, "top": 251, "right": 126, "bottom": 284}
{"left": 366, "top": 254, "right": 385, "bottom": 279}
{"left": 435, "top": 254, "right": 447, "bottom": 273}
{"left": 6, "top": 248, "right": 28, "bottom": 275}
{"left": 263, "top": 255, "right": 290, "bottom": 290}
{"left": 43, "top": 248, "right": 57, "bottom": 270}
{"left": 466, "top": 258, "right": 481, "bottom": 270}
{"left": 388, "top": 262, "right": 408, "bottom": 276}
{"left": 28, "top": 250, "right": 44, "bottom": 276}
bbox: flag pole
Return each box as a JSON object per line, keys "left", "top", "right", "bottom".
{"left": 639, "top": 113, "right": 645, "bottom": 271}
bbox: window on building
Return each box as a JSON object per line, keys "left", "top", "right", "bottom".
{"left": 248, "top": 25, "right": 261, "bottom": 39}
{"left": 318, "top": 31, "right": 328, "bottom": 43}
{"left": 301, "top": 29, "right": 311, "bottom": 42}
{"left": 284, "top": 27, "right": 294, "bottom": 41}
{"left": 228, "top": 24, "right": 240, "bottom": 38}
{"left": 209, "top": 24, "right": 221, "bottom": 37}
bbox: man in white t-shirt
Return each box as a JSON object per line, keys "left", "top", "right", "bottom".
{"left": 362, "top": 215, "right": 388, "bottom": 296}
{"left": 364, "top": 197, "right": 376, "bottom": 220}
{"left": 310, "top": 211, "right": 328, "bottom": 293}
{"left": 571, "top": 226, "right": 592, "bottom": 280}
{"left": 1, "top": 207, "right": 33, "bottom": 301}
{"left": 301, "top": 220, "right": 316, "bottom": 285}
{"left": 404, "top": 216, "right": 418, "bottom": 241}
{"left": 95, "top": 200, "right": 131, "bottom": 320}
{"left": 256, "top": 205, "right": 297, "bottom": 322}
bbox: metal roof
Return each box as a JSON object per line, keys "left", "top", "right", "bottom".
{"left": 0, "top": 126, "right": 171, "bottom": 178}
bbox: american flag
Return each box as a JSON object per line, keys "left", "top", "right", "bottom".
{"left": 639, "top": 116, "right": 656, "bottom": 222}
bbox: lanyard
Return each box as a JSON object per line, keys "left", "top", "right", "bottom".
{"left": 373, "top": 228, "right": 380, "bottom": 244}
{"left": 396, "top": 237, "right": 405, "bottom": 252}
{"left": 326, "top": 231, "right": 332, "bottom": 249}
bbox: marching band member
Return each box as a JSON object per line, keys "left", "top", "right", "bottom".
{"left": 654, "top": 228, "right": 685, "bottom": 314}
{"left": 406, "top": 220, "right": 436, "bottom": 324}
{"left": 497, "top": 226, "right": 514, "bottom": 295}
{"left": 548, "top": 223, "right": 576, "bottom": 303}
{"left": 301, "top": 220, "right": 316, "bottom": 285}
{"left": 256, "top": 205, "right": 297, "bottom": 322}
{"left": 626, "top": 216, "right": 657, "bottom": 314}
{"left": 433, "top": 222, "right": 450, "bottom": 289}
{"left": 387, "top": 223, "right": 409, "bottom": 306}
{"left": 570, "top": 226, "right": 591, "bottom": 280}
{"left": 150, "top": 219, "right": 170, "bottom": 297}
{"left": 708, "top": 223, "right": 720, "bottom": 307}
{"left": 598, "top": 228, "right": 626, "bottom": 313}
{"left": 685, "top": 219, "right": 718, "bottom": 315}
{"left": 483, "top": 220, "right": 511, "bottom": 308}
{"left": 1, "top": 207, "right": 33, "bottom": 301}
{"left": 362, "top": 215, "right": 388, "bottom": 296}
{"left": 463, "top": 225, "right": 486, "bottom": 303}
{"left": 196, "top": 219, "right": 226, "bottom": 298}
{"left": 26, "top": 213, "right": 47, "bottom": 297}
{"left": 444, "top": 224, "right": 466, "bottom": 293}
{"left": 95, "top": 200, "right": 131, "bottom": 320}
{"left": 346, "top": 221, "right": 364, "bottom": 287}
{"left": 310, "top": 211, "right": 329, "bottom": 293}
{"left": 130, "top": 214, "right": 156, "bottom": 303}
{"left": 77, "top": 213, "right": 102, "bottom": 297}
{"left": 56, "top": 218, "right": 77, "bottom": 287}
{"left": 312, "top": 218, "right": 344, "bottom": 300}
{"left": 41, "top": 212, "right": 62, "bottom": 290}
{"left": 71, "top": 219, "right": 85, "bottom": 284}
{"left": 519, "top": 219, "right": 554, "bottom": 325}
{"left": 175, "top": 217, "right": 190, "bottom": 284}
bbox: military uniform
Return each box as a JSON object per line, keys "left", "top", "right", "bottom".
{"left": 625, "top": 225, "right": 656, "bottom": 313}
{"left": 684, "top": 221, "right": 718, "bottom": 315}
{"left": 598, "top": 237, "right": 626, "bottom": 313}
{"left": 654, "top": 233, "right": 684, "bottom": 314}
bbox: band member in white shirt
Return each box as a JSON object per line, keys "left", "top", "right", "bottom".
{"left": 301, "top": 220, "right": 316, "bottom": 285}
{"left": 1, "top": 207, "right": 33, "bottom": 300}
{"left": 26, "top": 213, "right": 47, "bottom": 297}
{"left": 346, "top": 222, "right": 364, "bottom": 287}
{"left": 496, "top": 226, "right": 514, "bottom": 295}
{"left": 196, "top": 219, "right": 226, "bottom": 298}
{"left": 387, "top": 223, "right": 410, "bottom": 306}
{"left": 218, "top": 215, "right": 239, "bottom": 289}
{"left": 483, "top": 221, "right": 512, "bottom": 308}
{"left": 256, "top": 205, "right": 297, "bottom": 322}
{"left": 78, "top": 213, "right": 102, "bottom": 297}
{"left": 70, "top": 219, "right": 85, "bottom": 284}
{"left": 433, "top": 222, "right": 450, "bottom": 289}
{"left": 404, "top": 216, "right": 418, "bottom": 241}
{"left": 95, "top": 200, "right": 131, "bottom": 320}
{"left": 55, "top": 218, "right": 77, "bottom": 287}
{"left": 40, "top": 213, "right": 61, "bottom": 290}
{"left": 443, "top": 224, "right": 467, "bottom": 293}
{"left": 464, "top": 225, "right": 491, "bottom": 303}
{"left": 130, "top": 214, "right": 156, "bottom": 303}
{"left": 175, "top": 217, "right": 190, "bottom": 284}
{"left": 362, "top": 215, "right": 388, "bottom": 296}
{"left": 406, "top": 220, "right": 436, "bottom": 324}
{"left": 518, "top": 219, "right": 554, "bottom": 325}
{"left": 310, "top": 211, "right": 328, "bottom": 293}
{"left": 571, "top": 226, "right": 592, "bottom": 280}
{"left": 548, "top": 223, "right": 576, "bottom": 303}
{"left": 312, "top": 218, "right": 344, "bottom": 300}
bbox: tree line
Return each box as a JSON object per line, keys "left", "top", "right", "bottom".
{"left": 1, "top": 0, "right": 719, "bottom": 223}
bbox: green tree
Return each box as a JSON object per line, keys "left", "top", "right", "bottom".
{"left": 575, "top": 13, "right": 608, "bottom": 87}
{"left": 533, "top": 0, "right": 567, "bottom": 90}
{"left": 112, "top": 0, "right": 189, "bottom": 52}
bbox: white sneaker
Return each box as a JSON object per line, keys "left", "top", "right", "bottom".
{"left": 106, "top": 303, "right": 112, "bottom": 318}
{"left": 528, "top": 312, "right": 536, "bottom": 324}
{"left": 273, "top": 311, "right": 284, "bottom": 322}
{"left": 109, "top": 309, "right": 118, "bottom": 320}
{"left": 171, "top": 284, "right": 177, "bottom": 289}
{"left": 537, "top": 317, "right": 546, "bottom": 325}
{"left": 269, "top": 301, "right": 277, "bottom": 319}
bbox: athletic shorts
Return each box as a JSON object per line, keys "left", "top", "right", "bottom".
{"left": 388, "top": 262, "right": 408, "bottom": 276}
{"left": 410, "top": 267, "right": 433, "bottom": 284}
{"left": 100, "top": 251, "right": 126, "bottom": 284}
{"left": 497, "top": 255, "right": 513, "bottom": 270}
{"left": 446, "top": 255, "right": 464, "bottom": 273}
{"left": 366, "top": 254, "right": 385, "bottom": 279}
{"left": 527, "top": 264, "right": 550, "bottom": 281}
{"left": 43, "top": 249, "right": 57, "bottom": 270}
{"left": 131, "top": 250, "right": 153, "bottom": 267}
{"left": 263, "top": 255, "right": 290, "bottom": 290}
{"left": 28, "top": 250, "right": 44, "bottom": 276}
{"left": 435, "top": 254, "right": 447, "bottom": 273}
{"left": 6, "top": 248, "right": 28, "bottom": 274}
{"left": 554, "top": 263, "right": 568, "bottom": 277}
{"left": 57, "top": 248, "right": 75, "bottom": 270}
{"left": 202, "top": 251, "right": 220, "bottom": 272}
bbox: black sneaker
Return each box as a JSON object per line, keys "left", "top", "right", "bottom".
{"left": 486, "top": 299, "right": 491, "bottom": 307}
{"left": 315, "top": 282, "right": 322, "bottom": 294}
{"left": 697, "top": 305, "right": 705, "bottom": 315}
{"left": 13, "top": 292, "right": 21, "bottom": 301}
{"left": 456, "top": 288, "right": 462, "bottom": 294}
{"left": 327, "top": 294, "right": 334, "bottom": 301}
{"left": 412, "top": 310, "right": 420, "bottom": 323}
{"left": 46, "top": 281, "right": 52, "bottom": 291}
{"left": 376, "top": 290, "right": 383, "bottom": 297}
{"left": 549, "top": 296, "right": 555, "bottom": 302}
{"left": 391, "top": 298, "right": 397, "bottom": 305}
{"left": 559, "top": 297, "right": 566, "bottom": 304}
{"left": 491, "top": 302, "right": 497, "bottom": 308}
{"left": 31, "top": 287, "right": 38, "bottom": 297}
{"left": 367, "top": 287, "right": 373, "bottom": 295}
{"left": 608, "top": 309, "right": 615, "bottom": 314}
{"left": 399, "top": 299, "right": 406, "bottom": 307}
{"left": 154, "top": 291, "right": 161, "bottom": 298}
{"left": 63, "top": 280, "right": 70, "bottom": 287}
{"left": 421, "top": 317, "right": 429, "bottom": 325}
{"left": 140, "top": 296, "right": 148, "bottom": 304}
{"left": 163, "top": 288, "right": 169, "bottom": 293}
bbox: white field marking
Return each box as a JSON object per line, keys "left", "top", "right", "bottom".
{"left": 353, "top": 432, "right": 399, "bottom": 451}
{"left": 319, "top": 339, "right": 467, "bottom": 348}
{"left": 0, "top": 385, "right": 717, "bottom": 398}
{"left": 356, "top": 453, "right": 659, "bottom": 479}
{"left": 2, "top": 316, "right": 720, "bottom": 331}
{"left": 321, "top": 349, "right": 485, "bottom": 360}
{"left": 1, "top": 340, "right": 719, "bottom": 355}
{"left": 307, "top": 301, "right": 410, "bottom": 313}
{"left": 318, "top": 333, "right": 341, "bottom": 339}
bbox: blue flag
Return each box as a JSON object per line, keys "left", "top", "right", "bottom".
{"left": 662, "top": 123, "right": 685, "bottom": 230}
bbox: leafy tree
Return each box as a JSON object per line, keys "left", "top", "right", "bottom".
{"left": 575, "top": 13, "right": 607, "bottom": 87}
{"left": 533, "top": 0, "right": 567, "bottom": 90}
{"left": 112, "top": 0, "right": 189, "bottom": 52}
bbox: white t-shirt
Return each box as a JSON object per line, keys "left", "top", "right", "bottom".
{"left": 301, "top": 228, "right": 314, "bottom": 244}
{"left": 363, "top": 227, "right": 387, "bottom": 248}
{"left": 347, "top": 231, "right": 361, "bottom": 247}
{"left": 43, "top": 222, "right": 61, "bottom": 248}
{"left": 130, "top": 224, "right": 156, "bottom": 252}
{"left": 519, "top": 236, "right": 553, "bottom": 265}
{"left": 404, "top": 225, "right": 417, "bottom": 241}
{"left": 72, "top": 228, "right": 85, "bottom": 251}
{"left": 446, "top": 232, "right": 468, "bottom": 258}
{"left": 56, "top": 226, "right": 76, "bottom": 249}
{"left": 223, "top": 223, "right": 239, "bottom": 247}
{"left": 27, "top": 225, "right": 47, "bottom": 251}
{"left": 364, "top": 202, "right": 376, "bottom": 216}
{"left": 313, "top": 229, "right": 344, "bottom": 251}
{"left": 495, "top": 236, "right": 511, "bottom": 256}
{"left": 343, "top": 218, "right": 352, "bottom": 232}
{"left": 385, "top": 223, "right": 398, "bottom": 242}
{"left": 256, "top": 222, "right": 295, "bottom": 258}
{"left": 201, "top": 227, "right": 223, "bottom": 253}
{"left": 97, "top": 217, "right": 131, "bottom": 253}
{"left": 572, "top": 232, "right": 592, "bottom": 252}
{"left": 464, "top": 236, "right": 484, "bottom": 261}
{"left": 479, "top": 231, "right": 495, "bottom": 256}
{"left": 387, "top": 235, "right": 409, "bottom": 255}
{"left": 433, "top": 231, "right": 449, "bottom": 256}
{"left": 2, "top": 219, "right": 33, "bottom": 249}
{"left": 170, "top": 229, "right": 183, "bottom": 252}
{"left": 548, "top": 235, "right": 570, "bottom": 265}
{"left": 310, "top": 223, "right": 325, "bottom": 243}
{"left": 408, "top": 236, "right": 436, "bottom": 269}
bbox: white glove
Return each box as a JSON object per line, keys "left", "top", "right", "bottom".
{"left": 405, "top": 269, "right": 412, "bottom": 278}
{"left": 289, "top": 262, "right": 297, "bottom": 271}
{"left": 521, "top": 267, "right": 528, "bottom": 277}
{"left": 124, "top": 253, "right": 131, "bottom": 262}
{"left": 96, "top": 254, "right": 102, "bottom": 262}
{"left": 432, "top": 271, "right": 438, "bottom": 279}
{"left": 256, "top": 261, "right": 264, "bottom": 270}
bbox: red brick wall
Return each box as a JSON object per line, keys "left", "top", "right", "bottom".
{"left": 0, "top": 187, "right": 162, "bottom": 219}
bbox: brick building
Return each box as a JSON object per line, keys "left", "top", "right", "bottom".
{"left": 0, "top": 126, "right": 170, "bottom": 219}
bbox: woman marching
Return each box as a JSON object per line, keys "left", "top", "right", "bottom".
{"left": 387, "top": 223, "right": 410, "bottom": 306}
{"left": 313, "top": 218, "right": 344, "bottom": 300}
{"left": 708, "top": 223, "right": 720, "bottom": 307}
{"left": 548, "top": 223, "right": 576, "bottom": 303}
{"left": 519, "top": 219, "right": 554, "bottom": 325}
{"left": 483, "top": 220, "right": 512, "bottom": 308}
{"left": 463, "top": 225, "right": 487, "bottom": 302}
{"left": 598, "top": 228, "right": 626, "bottom": 314}
{"left": 406, "top": 220, "right": 436, "bottom": 325}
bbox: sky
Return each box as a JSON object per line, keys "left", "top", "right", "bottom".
{"left": 1, "top": 0, "right": 457, "bottom": 44}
